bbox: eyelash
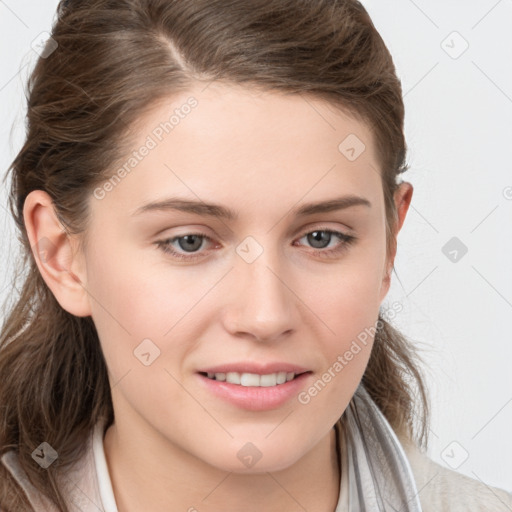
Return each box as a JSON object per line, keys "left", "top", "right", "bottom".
{"left": 155, "top": 227, "right": 357, "bottom": 262}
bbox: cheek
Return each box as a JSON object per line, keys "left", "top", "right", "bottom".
{"left": 297, "top": 242, "right": 385, "bottom": 385}
{"left": 84, "top": 243, "right": 209, "bottom": 374}
{"left": 85, "top": 238, "right": 176, "bottom": 333}
{"left": 297, "top": 280, "right": 380, "bottom": 425}
{"left": 302, "top": 244, "right": 386, "bottom": 331}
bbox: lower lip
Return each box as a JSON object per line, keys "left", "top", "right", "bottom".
{"left": 197, "top": 372, "right": 312, "bottom": 411}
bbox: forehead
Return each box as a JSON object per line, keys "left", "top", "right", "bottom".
{"left": 96, "top": 82, "right": 383, "bottom": 218}
{"left": 133, "top": 81, "right": 377, "bottom": 158}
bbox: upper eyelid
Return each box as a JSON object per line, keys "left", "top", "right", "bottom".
{"left": 164, "top": 226, "right": 351, "bottom": 248}
{"left": 161, "top": 222, "right": 353, "bottom": 241}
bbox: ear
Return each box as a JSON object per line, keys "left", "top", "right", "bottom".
{"left": 394, "top": 181, "right": 414, "bottom": 234}
{"left": 23, "top": 190, "right": 92, "bottom": 317}
{"left": 379, "top": 181, "right": 414, "bottom": 300}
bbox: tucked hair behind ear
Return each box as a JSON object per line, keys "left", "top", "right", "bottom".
{"left": 0, "top": 0, "right": 430, "bottom": 509}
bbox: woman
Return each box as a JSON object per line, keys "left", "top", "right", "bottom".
{"left": 0, "top": 1, "right": 511, "bottom": 511}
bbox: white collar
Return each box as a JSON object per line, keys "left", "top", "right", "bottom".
{"left": 92, "top": 419, "right": 119, "bottom": 512}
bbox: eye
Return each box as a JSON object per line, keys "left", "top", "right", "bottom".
{"left": 155, "top": 232, "right": 215, "bottom": 261}
{"left": 294, "top": 227, "right": 356, "bottom": 258}
{"left": 155, "top": 227, "right": 357, "bottom": 261}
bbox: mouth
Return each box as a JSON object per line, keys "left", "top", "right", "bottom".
{"left": 198, "top": 370, "right": 311, "bottom": 387}
{"left": 196, "top": 370, "right": 313, "bottom": 411}
{"left": 195, "top": 362, "right": 313, "bottom": 410}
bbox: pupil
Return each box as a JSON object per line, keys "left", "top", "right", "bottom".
{"left": 309, "top": 231, "right": 330, "bottom": 249}
{"left": 180, "top": 235, "right": 202, "bottom": 252}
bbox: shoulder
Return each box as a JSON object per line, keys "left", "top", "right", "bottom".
{"left": 400, "top": 438, "right": 512, "bottom": 512}
{"left": 0, "top": 426, "right": 99, "bottom": 512}
{"left": 0, "top": 450, "right": 32, "bottom": 512}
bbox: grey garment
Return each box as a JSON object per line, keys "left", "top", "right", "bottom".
{"left": 340, "top": 383, "right": 423, "bottom": 511}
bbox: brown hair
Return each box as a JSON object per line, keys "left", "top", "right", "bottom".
{"left": 0, "top": 0, "right": 430, "bottom": 509}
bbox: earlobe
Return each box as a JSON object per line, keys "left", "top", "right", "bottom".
{"left": 23, "top": 190, "right": 92, "bottom": 317}
{"left": 379, "top": 261, "right": 393, "bottom": 303}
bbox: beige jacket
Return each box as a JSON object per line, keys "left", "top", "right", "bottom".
{"left": 399, "top": 438, "right": 512, "bottom": 512}
{"left": 1, "top": 419, "right": 512, "bottom": 511}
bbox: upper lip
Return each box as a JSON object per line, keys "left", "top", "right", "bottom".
{"left": 197, "top": 362, "right": 311, "bottom": 375}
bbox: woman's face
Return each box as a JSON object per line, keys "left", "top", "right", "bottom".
{"left": 76, "top": 82, "right": 403, "bottom": 472}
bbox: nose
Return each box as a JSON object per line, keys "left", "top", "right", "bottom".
{"left": 222, "top": 244, "right": 297, "bottom": 343}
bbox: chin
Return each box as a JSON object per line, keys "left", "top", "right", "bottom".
{"left": 204, "top": 442, "right": 304, "bottom": 474}
{"left": 219, "top": 455, "right": 299, "bottom": 475}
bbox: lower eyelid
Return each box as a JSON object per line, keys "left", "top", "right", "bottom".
{"left": 157, "top": 228, "right": 355, "bottom": 259}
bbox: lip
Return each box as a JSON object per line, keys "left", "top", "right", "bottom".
{"left": 197, "top": 362, "right": 310, "bottom": 374}
{"left": 196, "top": 371, "right": 313, "bottom": 411}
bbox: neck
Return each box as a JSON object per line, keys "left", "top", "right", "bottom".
{"left": 103, "top": 416, "right": 341, "bottom": 512}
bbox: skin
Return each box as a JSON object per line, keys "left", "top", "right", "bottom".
{"left": 24, "top": 82, "right": 413, "bottom": 512}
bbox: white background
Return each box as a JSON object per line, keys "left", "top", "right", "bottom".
{"left": 1, "top": 0, "right": 511, "bottom": 494}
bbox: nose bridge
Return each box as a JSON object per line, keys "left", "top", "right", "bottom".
{"left": 227, "top": 234, "right": 294, "bottom": 340}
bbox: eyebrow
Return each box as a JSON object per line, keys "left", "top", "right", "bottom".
{"left": 131, "top": 194, "right": 371, "bottom": 220}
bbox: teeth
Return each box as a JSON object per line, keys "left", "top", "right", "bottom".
{"left": 206, "top": 371, "right": 297, "bottom": 386}
{"left": 226, "top": 372, "right": 241, "bottom": 385}
{"left": 260, "top": 373, "right": 277, "bottom": 387}
{"left": 276, "top": 372, "right": 287, "bottom": 384}
{"left": 241, "top": 373, "right": 260, "bottom": 386}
